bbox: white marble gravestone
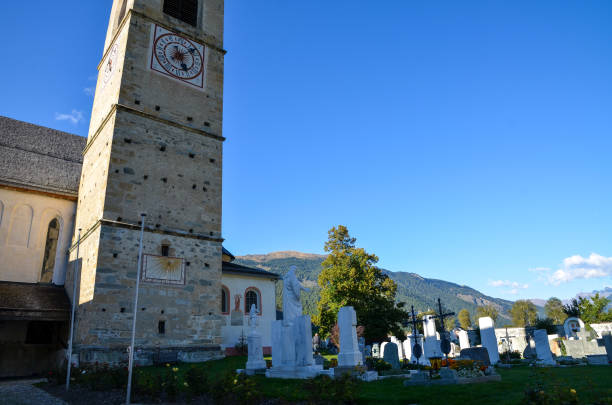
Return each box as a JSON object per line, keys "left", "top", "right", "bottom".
{"left": 458, "top": 330, "right": 470, "bottom": 350}
{"left": 478, "top": 317, "right": 500, "bottom": 365}
{"left": 423, "top": 315, "right": 442, "bottom": 359}
{"left": 534, "top": 329, "right": 556, "bottom": 365}
{"left": 402, "top": 337, "right": 412, "bottom": 362}
{"left": 246, "top": 304, "right": 267, "bottom": 371}
{"left": 390, "top": 336, "right": 404, "bottom": 360}
{"left": 337, "top": 306, "right": 363, "bottom": 367}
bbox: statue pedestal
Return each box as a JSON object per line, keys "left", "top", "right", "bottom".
{"left": 246, "top": 332, "right": 266, "bottom": 371}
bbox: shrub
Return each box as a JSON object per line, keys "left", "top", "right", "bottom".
{"left": 302, "top": 374, "right": 358, "bottom": 404}
{"left": 132, "top": 369, "right": 163, "bottom": 401}
{"left": 210, "top": 371, "right": 261, "bottom": 405}
{"left": 184, "top": 365, "right": 208, "bottom": 397}
{"left": 162, "top": 365, "right": 181, "bottom": 402}
{"left": 365, "top": 357, "right": 391, "bottom": 373}
{"left": 234, "top": 331, "right": 248, "bottom": 356}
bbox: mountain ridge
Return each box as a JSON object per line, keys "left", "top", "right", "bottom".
{"left": 235, "top": 251, "right": 516, "bottom": 325}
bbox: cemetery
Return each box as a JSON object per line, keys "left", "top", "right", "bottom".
{"left": 2, "top": 1, "right": 612, "bottom": 404}
{"left": 33, "top": 268, "right": 612, "bottom": 404}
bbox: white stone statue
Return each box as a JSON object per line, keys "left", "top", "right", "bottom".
{"left": 267, "top": 266, "right": 322, "bottom": 379}
{"left": 282, "top": 266, "right": 310, "bottom": 326}
{"left": 246, "top": 304, "right": 266, "bottom": 371}
{"left": 249, "top": 303, "right": 259, "bottom": 331}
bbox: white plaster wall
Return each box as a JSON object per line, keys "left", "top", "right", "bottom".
{"left": 220, "top": 273, "right": 277, "bottom": 349}
{"left": 0, "top": 188, "right": 76, "bottom": 285}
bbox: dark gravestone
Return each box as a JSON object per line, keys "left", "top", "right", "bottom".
{"left": 602, "top": 332, "right": 612, "bottom": 363}
{"left": 459, "top": 347, "right": 491, "bottom": 366}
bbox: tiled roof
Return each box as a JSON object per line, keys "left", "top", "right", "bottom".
{"left": 0, "top": 116, "right": 86, "bottom": 197}
{"left": 0, "top": 281, "right": 71, "bottom": 321}
{"left": 222, "top": 261, "right": 280, "bottom": 280}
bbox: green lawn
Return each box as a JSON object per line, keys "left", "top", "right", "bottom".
{"left": 99, "top": 357, "right": 612, "bottom": 404}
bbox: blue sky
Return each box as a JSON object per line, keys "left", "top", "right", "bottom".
{"left": 1, "top": 1, "right": 611, "bottom": 302}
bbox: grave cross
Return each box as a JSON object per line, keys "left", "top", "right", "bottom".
{"left": 431, "top": 298, "right": 455, "bottom": 358}
{"left": 402, "top": 305, "right": 423, "bottom": 363}
{"left": 502, "top": 328, "right": 518, "bottom": 363}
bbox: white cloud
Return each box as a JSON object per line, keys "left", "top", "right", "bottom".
{"left": 83, "top": 87, "right": 95, "bottom": 96}
{"left": 489, "top": 280, "right": 529, "bottom": 289}
{"left": 529, "top": 267, "right": 550, "bottom": 272}
{"left": 55, "top": 110, "right": 84, "bottom": 124}
{"left": 548, "top": 253, "right": 612, "bottom": 285}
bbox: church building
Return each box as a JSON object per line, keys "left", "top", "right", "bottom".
{"left": 0, "top": 0, "right": 277, "bottom": 377}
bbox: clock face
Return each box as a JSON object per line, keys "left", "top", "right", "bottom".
{"left": 103, "top": 44, "right": 118, "bottom": 86}
{"left": 150, "top": 25, "right": 205, "bottom": 89}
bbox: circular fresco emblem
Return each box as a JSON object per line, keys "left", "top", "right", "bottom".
{"left": 153, "top": 33, "right": 203, "bottom": 80}
{"left": 103, "top": 44, "right": 118, "bottom": 85}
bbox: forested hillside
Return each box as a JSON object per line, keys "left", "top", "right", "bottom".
{"left": 235, "top": 251, "right": 515, "bottom": 325}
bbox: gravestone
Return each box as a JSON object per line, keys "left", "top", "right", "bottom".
{"left": 459, "top": 347, "right": 491, "bottom": 366}
{"left": 246, "top": 304, "right": 266, "bottom": 372}
{"left": 383, "top": 342, "right": 401, "bottom": 369}
{"left": 358, "top": 336, "right": 366, "bottom": 359}
{"left": 402, "top": 338, "right": 412, "bottom": 362}
{"left": 380, "top": 342, "right": 388, "bottom": 359}
{"left": 563, "top": 317, "right": 585, "bottom": 339}
{"left": 533, "top": 329, "right": 555, "bottom": 365}
{"left": 391, "top": 336, "right": 404, "bottom": 360}
{"left": 337, "top": 306, "right": 363, "bottom": 367}
{"left": 602, "top": 332, "right": 612, "bottom": 363}
{"left": 458, "top": 330, "right": 470, "bottom": 350}
{"left": 423, "top": 315, "right": 442, "bottom": 359}
{"left": 478, "top": 317, "right": 500, "bottom": 365}
{"left": 372, "top": 343, "right": 380, "bottom": 358}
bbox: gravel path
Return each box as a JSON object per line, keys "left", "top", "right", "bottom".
{"left": 0, "top": 379, "right": 67, "bottom": 405}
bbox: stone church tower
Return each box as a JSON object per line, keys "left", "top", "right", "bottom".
{"left": 68, "top": 0, "right": 225, "bottom": 364}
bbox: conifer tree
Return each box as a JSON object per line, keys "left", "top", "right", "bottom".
{"left": 315, "top": 225, "right": 408, "bottom": 343}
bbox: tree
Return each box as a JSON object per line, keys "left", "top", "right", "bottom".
{"left": 444, "top": 316, "right": 457, "bottom": 331}
{"left": 544, "top": 297, "right": 567, "bottom": 324}
{"left": 563, "top": 298, "right": 580, "bottom": 318}
{"left": 562, "top": 294, "right": 612, "bottom": 323}
{"left": 476, "top": 305, "right": 499, "bottom": 322}
{"left": 535, "top": 317, "right": 557, "bottom": 334}
{"left": 315, "top": 225, "right": 409, "bottom": 343}
{"left": 577, "top": 294, "right": 612, "bottom": 324}
{"left": 509, "top": 300, "right": 538, "bottom": 327}
{"left": 458, "top": 309, "right": 472, "bottom": 330}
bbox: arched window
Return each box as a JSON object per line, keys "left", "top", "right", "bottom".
{"left": 244, "top": 287, "right": 261, "bottom": 314}
{"left": 221, "top": 285, "right": 230, "bottom": 314}
{"left": 40, "top": 219, "right": 60, "bottom": 283}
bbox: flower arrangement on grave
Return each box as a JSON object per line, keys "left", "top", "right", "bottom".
{"left": 428, "top": 356, "right": 443, "bottom": 371}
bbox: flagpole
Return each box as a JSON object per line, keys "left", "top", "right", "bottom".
{"left": 126, "top": 214, "right": 146, "bottom": 405}
{"left": 66, "top": 229, "right": 82, "bottom": 391}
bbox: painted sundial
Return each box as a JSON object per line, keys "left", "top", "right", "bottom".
{"left": 142, "top": 254, "right": 185, "bottom": 285}
{"left": 102, "top": 43, "right": 118, "bottom": 87}
{"left": 150, "top": 24, "right": 205, "bottom": 89}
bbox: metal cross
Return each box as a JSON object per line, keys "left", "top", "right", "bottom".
{"left": 402, "top": 305, "right": 423, "bottom": 363}
{"left": 431, "top": 298, "right": 455, "bottom": 358}
{"left": 502, "top": 328, "right": 518, "bottom": 363}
